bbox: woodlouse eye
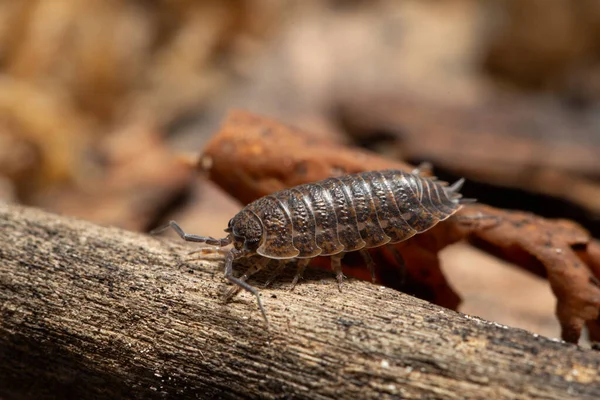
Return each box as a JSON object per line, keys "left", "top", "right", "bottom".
{"left": 225, "top": 218, "right": 233, "bottom": 233}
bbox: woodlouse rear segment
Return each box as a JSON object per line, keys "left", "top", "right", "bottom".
{"left": 153, "top": 168, "right": 471, "bottom": 325}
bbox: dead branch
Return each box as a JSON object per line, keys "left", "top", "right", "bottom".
{"left": 1, "top": 202, "right": 599, "bottom": 400}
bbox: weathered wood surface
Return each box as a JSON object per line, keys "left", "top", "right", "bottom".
{"left": 1, "top": 202, "right": 599, "bottom": 400}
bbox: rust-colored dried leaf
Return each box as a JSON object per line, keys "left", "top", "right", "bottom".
{"left": 460, "top": 204, "right": 600, "bottom": 343}
{"left": 201, "top": 110, "right": 600, "bottom": 344}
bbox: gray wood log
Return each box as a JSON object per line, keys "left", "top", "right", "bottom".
{"left": 1, "top": 202, "right": 599, "bottom": 400}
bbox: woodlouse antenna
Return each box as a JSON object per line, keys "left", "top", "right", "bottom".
{"left": 150, "top": 221, "right": 232, "bottom": 247}
{"left": 151, "top": 220, "right": 270, "bottom": 327}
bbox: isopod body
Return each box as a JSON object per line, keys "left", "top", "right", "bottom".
{"left": 156, "top": 167, "right": 471, "bottom": 324}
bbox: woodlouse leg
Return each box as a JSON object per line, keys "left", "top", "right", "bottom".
{"left": 224, "top": 249, "right": 269, "bottom": 326}
{"left": 290, "top": 259, "right": 311, "bottom": 290}
{"left": 331, "top": 253, "right": 345, "bottom": 292}
{"left": 185, "top": 247, "right": 229, "bottom": 263}
{"left": 359, "top": 250, "right": 377, "bottom": 283}
{"left": 225, "top": 257, "right": 270, "bottom": 300}
{"left": 151, "top": 220, "right": 232, "bottom": 247}
{"left": 264, "top": 260, "right": 287, "bottom": 288}
{"left": 187, "top": 247, "right": 229, "bottom": 256}
{"left": 387, "top": 246, "right": 407, "bottom": 285}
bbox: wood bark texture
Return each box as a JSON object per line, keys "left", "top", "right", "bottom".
{"left": 1, "top": 203, "right": 599, "bottom": 400}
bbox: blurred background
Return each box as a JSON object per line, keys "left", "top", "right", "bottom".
{"left": 2, "top": 0, "right": 600, "bottom": 340}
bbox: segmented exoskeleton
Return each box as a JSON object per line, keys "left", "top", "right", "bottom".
{"left": 153, "top": 165, "right": 473, "bottom": 324}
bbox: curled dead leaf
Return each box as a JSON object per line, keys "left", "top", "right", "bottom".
{"left": 200, "top": 109, "right": 600, "bottom": 344}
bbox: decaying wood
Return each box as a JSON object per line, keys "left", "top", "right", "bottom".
{"left": 200, "top": 110, "right": 600, "bottom": 344}
{"left": 2, "top": 204, "right": 600, "bottom": 400}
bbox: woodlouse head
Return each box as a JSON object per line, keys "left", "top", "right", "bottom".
{"left": 228, "top": 210, "right": 263, "bottom": 253}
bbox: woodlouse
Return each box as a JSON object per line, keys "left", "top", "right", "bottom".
{"left": 153, "top": 166, "right": 473, "bottom": 324}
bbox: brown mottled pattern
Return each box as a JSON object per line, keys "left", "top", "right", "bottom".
{"left": 361, "top": 171, "right": 417, "bottom": 243}
{"left": 418, "top": 179, "right": 445, "bottom": 220}
{"left": 384, "top": 171, "right": 438, "bottom": 232}
{"left": 247, "top": 196, "right": 299, "bottom": 258}
{"left": 281, "top": 189, "right": 321, "bottom": 258}
{"left": 242, "top": 169, "right": 461, "bottom": 259}
{"left": 340, "top": 174, "right": 391, "bottom": 247}
{"left": 302, "top": 183, "right": 344, "bottom": 255}
{"left": 429, "top": 182, "right": 456, "bottom": 216}
{"left": 319, "top": 178, "right": 366, "bottom": 252}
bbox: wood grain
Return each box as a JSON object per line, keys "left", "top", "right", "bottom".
{"left": 1, "top": 202, "right": 599, "bottom": 399}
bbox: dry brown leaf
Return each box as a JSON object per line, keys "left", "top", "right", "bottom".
{"left": 0, "top": 78, "right": 90, "bottom": 200}
{"left": 41, "top": 123, "right": 194, "bottom": 231}
{"left": 200, "top": 110, "right": 600, "bottom": 344}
